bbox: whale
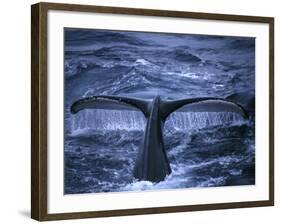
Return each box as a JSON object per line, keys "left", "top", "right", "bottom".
{"left": 226, "top": 91, "right": 255, "bottom": 116}
{"left": 71, "top": 95, "right": 248, "bottom": 183}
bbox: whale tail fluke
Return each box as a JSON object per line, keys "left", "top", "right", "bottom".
{"left": 71, "top": 95, "right": 151, "bottom": 117}
{"left": 70, "top": 95, "right": 249, "bottom": 183}
{"left": 160, "top": 97, "right": 249, "bottom": 120}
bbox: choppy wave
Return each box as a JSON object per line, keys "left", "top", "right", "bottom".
{"left": 64, "top": 28, "right": 255, "bottom": 194}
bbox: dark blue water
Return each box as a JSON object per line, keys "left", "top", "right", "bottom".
{"left": 64, "top": 28, "right": 255, "bottom": 194}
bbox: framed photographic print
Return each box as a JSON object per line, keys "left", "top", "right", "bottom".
{"left": 31, "top": 2, "right": 274, "bottom": 221}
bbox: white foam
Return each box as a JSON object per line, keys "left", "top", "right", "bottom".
{"left": 69, "top": 110, "right": 247, "bottom": 134}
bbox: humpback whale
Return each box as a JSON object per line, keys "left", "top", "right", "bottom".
{"left": 71, "top": 95, "right": 248, "bottom": 183}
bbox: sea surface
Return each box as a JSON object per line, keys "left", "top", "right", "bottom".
{"left": 64, "top": 28, "right": 255, "bottom": 194}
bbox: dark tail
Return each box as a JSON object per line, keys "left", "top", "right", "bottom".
{"left": 71, "top": 95, "right": 249, "bottom": 183}
{"left": 71, "top": 95, "right": 151, "bottom": 116}
{"left": 160, "top": 97, "right": 249, "bottom": 120}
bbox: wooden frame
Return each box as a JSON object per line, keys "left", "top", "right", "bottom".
{"left": 31, "top": 2, "right": 274, "bottom": 221}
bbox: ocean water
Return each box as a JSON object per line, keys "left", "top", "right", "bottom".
{"left": 64, "top": 28, "right": 255, "bottom": 194}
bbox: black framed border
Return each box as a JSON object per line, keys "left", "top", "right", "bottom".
{"left": 31, "top": 2, "right": 274, "bottom": 221}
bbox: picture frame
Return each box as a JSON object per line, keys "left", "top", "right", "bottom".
{"left": 31, "top": 2, "right": 274, "bottom": 221}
